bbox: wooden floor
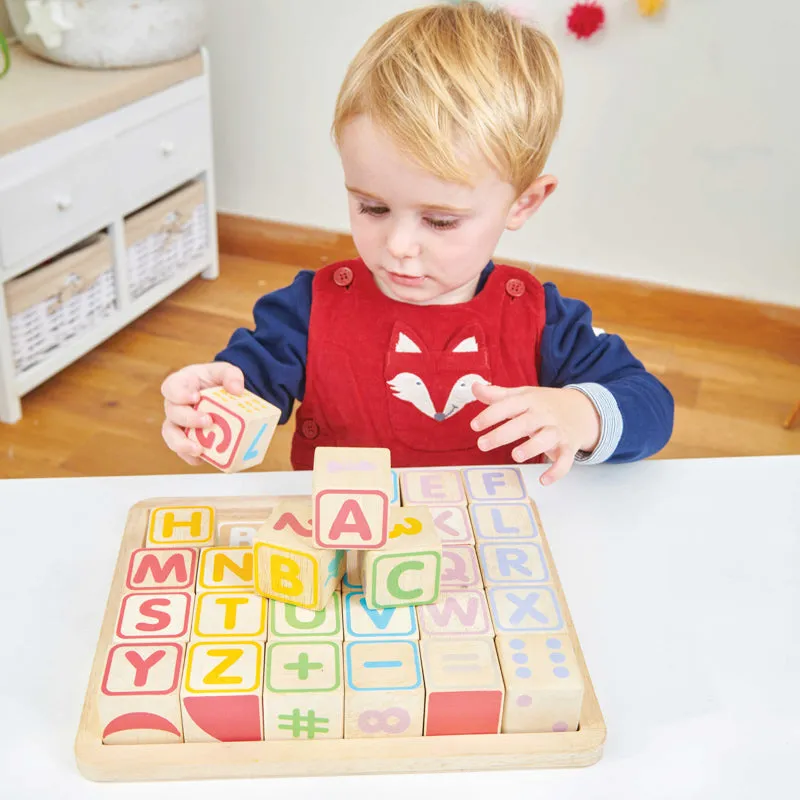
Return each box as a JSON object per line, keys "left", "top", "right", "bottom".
{"left": 1, "top": 244, "right": 798, "bottom": 479}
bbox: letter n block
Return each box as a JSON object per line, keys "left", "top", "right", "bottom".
{"left": 312, "top": 447, "right": 392, "bottom": 549}
{"left": 197, "top": 546, "right": 254, "bottom": 591}
{"left": 253, "top": 499, "right": 344, "bottom": 611}
{"left": 147, "top": 506, "right": 214, "bottom": 548}
{"left": 99, "top": 643, "right": 185, "bottom": 744}
{"left": 361, "top": 506, "right": 441, "bottom": 610}
{"left": 186, "top": 387, "right": 281, "bottom": 473}
{"left": 113, "top": 591, "right": 194, "bottom": 644}
{"left": 125, "top": 547, "right": 198, "bottom": 593}
{"left": 344, "top": 641, "right": 424, "bottom": 738}
{"left": 181, "top": 641, "right": 264, "bottom": 742}
{"left": 420, "top": 637, "right": 505, "bottom": 735}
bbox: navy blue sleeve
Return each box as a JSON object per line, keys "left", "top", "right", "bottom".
{"left": 539, "top": 282, "right": 674, "bottom": 463}
{"left": 214, "top": 270, "right": 313, "bottom": 425}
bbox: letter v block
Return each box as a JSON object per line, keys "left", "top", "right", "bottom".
{"left": 312, "top": 447, "right": 392, "bottom": 549}
{"left": 253, "top": 498, "right": 345, "bottom": 611}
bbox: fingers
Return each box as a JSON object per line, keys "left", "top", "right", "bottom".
{"left": 540, "top": 446, "right": 575, "bottom": 486}
{"left": 164, "top": 399, "right": 213, "bottom": 430}
{"left": 204, "top": 362, "right": 245, "bottom": 394}
{"left": 161, "top": 367, "right": 203, "bottom": 405}
{"left": 509, "top": 426, "right": 562, "bottom": 463}
{"left": 477, "top": 409, "right": 540, "bottom": 452}
{"left": 472, "top": 393, "right": 538, "bottom": 434}
{"left": 471, "top": 383, "right": 528, "bottom": 405}
{"left": 161, "top": 419, "right": 204, "bottom": 465}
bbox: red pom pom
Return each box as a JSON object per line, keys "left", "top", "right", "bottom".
{"left": 567, "top": 2, "right": 606, "bottom": 39}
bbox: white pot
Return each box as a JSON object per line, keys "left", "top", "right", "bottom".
{"left": 5, "top": 0, "right": 208, "bottom": 68}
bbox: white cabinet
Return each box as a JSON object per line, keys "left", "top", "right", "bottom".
{"left": 0, "top": 47, "right": 219, "bottom": 424}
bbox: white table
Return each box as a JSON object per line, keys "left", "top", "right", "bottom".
{"left": 1, "top": 456, "right": 798, "bottom": 799}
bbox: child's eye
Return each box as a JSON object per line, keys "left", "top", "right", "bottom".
{"left": 425, "top": 217, "right": 459, "bottom": 231}
{"left": 358, "top": 202, "right": 389, "bottom": 217}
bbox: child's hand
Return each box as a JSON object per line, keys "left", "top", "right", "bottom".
{"left": 470, "top": 384, "right": 601, "bottom": 486}
{"left": 160, "top": 362, "right": 245, "bottom": 465}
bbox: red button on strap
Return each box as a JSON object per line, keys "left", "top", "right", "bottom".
{"left": 333, "top": 266, "right": 353, "bottom": 287}
{"left": 505, "top": 278, "right": 526, "bottom": 298}
{"left": 301, "top": 419, "right": 320, "bottom": 439}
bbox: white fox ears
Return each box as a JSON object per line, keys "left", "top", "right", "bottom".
{"left": 395, "top": 331, "right": 422, "bottom": 353}
{"left": 390, "top": 324, "right": 487, "bottom": 356}
{"left": 451, "top": 336, "right": 478, "bottom": 353}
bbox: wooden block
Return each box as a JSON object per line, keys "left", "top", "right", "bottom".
{"left": 487, "top": 585, "right": 566, "bottom": 635}
{"left": 440, "top": 546, "right": 483, "bottom": 590}
{"left": 191, "top": 591, "right": 268, "bottom": 641}
{"left": 462, "top": 467, "right": 527, "bottom": 502}
{"left": 253, "top": 498, "right": 345, "bottom": 611}
{"left": 342, "top": 567, "right": 362, "bottom": 592}
{"left": 124, "top": 547, "right": 197, "bottom": 593}
{"left": 399, "top": 469, "right": 466, "bottom": 506}
{"left": 264, "top": 641, "right": 344, "bottom": 740}
{"left": 390, "top": 469, "right": 401, "bottom": 506}
{"left": 181, "top": 641, "right": 265, "bottom": 742}
{"left": 312, "top": 447, "right": 392, "bottom": 549}
{"left": 216, "top": 515, "right": 271, "bottom": 547}
{"left": 495, "top": 634, "right": 584, "bottom": 733}
{"left": 113, "top": 591, "right": 194, "bottom": 644}
{"left": 430, "top": 505, "right": 474, "bottom": 545}
{"left": 146, "top": 505, "right": 214, "bottom": 548}
{"left": 186, "top": 387, "right": 281, "bottom": 473}
{"left": 99, "top": 642, "right": 185, "bottom": 744}
{"left": 417, "top": 589, "right": 493, "bottom": 638}
{"left": 469, "top": 502, "right": 539, "bottom": 543}
{"left": 268, "top": 592, "right": 343, "bottom": 641}
{"left": 360, "top": 506, "right": 442, "bottom": 609}
{"left": 477, "top": 542, "right": 550, "bottom": 586}
{"left": 420, "top": 637, "right": 505, "bottom": 735}
{"left": 344, "top": 640, "right": 424, "bottom": 738}
{"left": 196, "top": 546, "right": 254, "bottom": 591}
{"left": 343, "top": 590, "right": 419, "bottom": 641}
{"left": 345, "top": 550, "right": 363, "bottom": 587}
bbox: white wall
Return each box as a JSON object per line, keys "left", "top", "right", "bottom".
{"left": 207, "top": 0, "right": 800, "bottom": 306}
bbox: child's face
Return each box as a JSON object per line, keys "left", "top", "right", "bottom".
{"left": 339, "top": 116, "right": 554, "bottom": 305}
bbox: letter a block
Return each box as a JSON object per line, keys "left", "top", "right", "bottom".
{"left": 361, "top": 506, "right": 442, "bottom": 610}
{"left": 99, "top": 643, "right": 185, "bottom": 744}
{"left": 186, "top": 387, "right": 281, "bottom": 473}
{"left": 181, "top": 641, "right": 264, "bottom": 742}
{"left": 312, "top": 447, "right": 392, "bottom": 549}
{"left": 253, "top": 499, "right": 345, "bottom": 611}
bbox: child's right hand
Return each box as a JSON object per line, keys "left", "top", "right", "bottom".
{"left": 161, "top": 362, "right": 245, "bottom": 465}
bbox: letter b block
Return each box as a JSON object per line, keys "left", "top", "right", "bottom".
{"left": 312, "top": 447, "right": 392, "bottom": 549}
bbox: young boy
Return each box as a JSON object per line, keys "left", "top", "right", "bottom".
{"left": 161, "top": 1, "right": 673, "bottom": 486}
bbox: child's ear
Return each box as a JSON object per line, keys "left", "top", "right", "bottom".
{"left": 505, "top": 175, "right": 558, "bottom": 230}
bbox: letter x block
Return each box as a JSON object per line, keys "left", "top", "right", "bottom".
{"left": 312, "top": 447, "right": 392, "bottom": 549}
{"left": 253, "top": 498, "right": 345, "bottom": 611}
{"left": 186, "top": 387, "right": 281, "bottom": 473}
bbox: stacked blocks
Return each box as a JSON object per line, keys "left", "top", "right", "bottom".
{"left": 97, "top": 459, "right": 584, "bottom": 745}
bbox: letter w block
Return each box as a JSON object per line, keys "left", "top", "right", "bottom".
{"left": 312, "top": 447, "right": 392, "bottom": 550}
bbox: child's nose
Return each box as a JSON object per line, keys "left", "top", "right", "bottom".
{"left": 386, "top": 222, "right": 420, "bottom": 260}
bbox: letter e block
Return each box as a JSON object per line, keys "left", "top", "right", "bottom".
{"left": 400, "top": 469, "right": 466, "bottom": 505}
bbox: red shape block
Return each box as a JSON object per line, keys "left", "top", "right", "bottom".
{"left": 425, "top": 690, "right": 503, "bottom": 736}
{"left": 183, "top": 695, "right": 263, "bottom": 742}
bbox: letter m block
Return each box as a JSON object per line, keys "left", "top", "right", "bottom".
{"left": 312, "top": 447, "right": 392, "bottom": 550}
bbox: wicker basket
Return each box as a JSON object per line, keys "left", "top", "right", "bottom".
{"left": 5, "top": 232, "right": 117, "bottom": 375}
{"left": 125, "top": 180, "right": 208, "bottom": 301}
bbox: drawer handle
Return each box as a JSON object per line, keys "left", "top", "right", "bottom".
{"left": 55, "top": 195, "right": 72, "bottom": 211}
{"left": 161, "top": 140, "right": 175, "bottom": 157}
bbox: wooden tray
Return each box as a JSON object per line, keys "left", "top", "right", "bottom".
{"left": 75, "top": 494, "right": 605, "bottom": 781}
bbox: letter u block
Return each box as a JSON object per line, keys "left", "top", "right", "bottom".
{"left": 312, "top": 447, "right": 392, "bottom": 549}
{"left": 253, "top": 499, "right": 345, "bottom": 611}
{"left": 361, "top": 506, "right": 442, "bottom": 610}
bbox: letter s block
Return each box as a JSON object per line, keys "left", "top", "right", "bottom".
{"left": 361, "top": 506, "right": 441, "bottom": 610}
{"left": 252, "top": 499, "right": 345, "bottom": 611}
{"left": 312, "top": 447, "right": 392, "bottom": 549}
{"left": 186, "top": 387, "right": 281, "bottom": 473}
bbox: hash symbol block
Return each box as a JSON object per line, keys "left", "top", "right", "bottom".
{"left": 312, "top": 447, "right": 392, "bottom": 550}
{"left": 463, "top": 467, "right": 527, "bottom": 502}
{"left": 186, "top": 387, "right": 280, "bottom": 473}
{"left": 125, "top": 547, "right": 198, "bottom": 593}
{"left": 147, "top": 506, "right": 214, "bottom": 548}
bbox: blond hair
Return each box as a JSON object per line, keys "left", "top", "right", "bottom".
{"left": 332, "top": 1, "right": 564, "bottom": 194}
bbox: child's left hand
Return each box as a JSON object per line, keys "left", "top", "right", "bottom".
{"left": 470, "top": 383, "right": 601, "bottom": 485}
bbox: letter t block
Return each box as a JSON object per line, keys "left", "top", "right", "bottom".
{"left": 312, "top": 447, "right": 392, "bottom": 550}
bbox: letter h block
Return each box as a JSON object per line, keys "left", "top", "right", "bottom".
{"left": 312, "top": 447, "right": 392, "bottom": 550}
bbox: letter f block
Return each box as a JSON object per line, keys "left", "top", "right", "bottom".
{"left": 312, "top": 447, "right": 392, "bottom": 550}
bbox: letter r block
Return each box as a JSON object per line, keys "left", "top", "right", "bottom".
{"left": 312, "top": 447, "right": 392, "bottom": 549}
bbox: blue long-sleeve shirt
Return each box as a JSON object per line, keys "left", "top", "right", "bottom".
{"left": 216, "top": 263, "right": 674, "bottom": 463}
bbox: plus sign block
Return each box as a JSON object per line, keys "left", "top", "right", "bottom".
{"left": 186, "top": 387, "right": 281, "bottom": 473}
{"left": 253, "top": 499, "right": 345, "bottom": 611}
{"left": 312, "top": 447, "right": 392, "bottom": 549}
{"left": 361, "top": 506, "right": 442, "bottom": 610}
{"left": 181, "top": 641, "right": 265, "bottom": 742}
{"left": 344, "top": 641, "right": 424, "bottom": 738}
{"left": 264, "top": 641, "right": 344, "bottom": 740}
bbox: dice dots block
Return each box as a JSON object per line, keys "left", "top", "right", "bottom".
{"left": 312, "top": 446, "right": 393, "bottom": 550}
{"left": 252, "top": 498, "right": 345, "bottom": 611}
{"left": 186, "top": 387, "right": 281, "bottom": 473}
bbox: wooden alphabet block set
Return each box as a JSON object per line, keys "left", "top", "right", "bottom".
{"left": 77, "top": 451, "right": 605, "bottom": 781}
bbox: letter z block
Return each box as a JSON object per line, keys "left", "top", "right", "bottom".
{"left": 312, "top": 447, "right": 392, "bottom": 549}
{"left": 186, "top": 387, "right": 281, "bottom": 473}
{"left": 253, "top": 499, "right": 345, "bottom": 611}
